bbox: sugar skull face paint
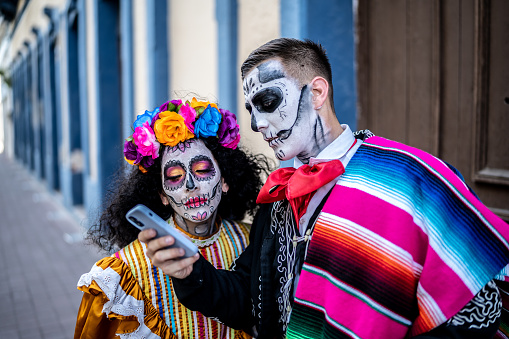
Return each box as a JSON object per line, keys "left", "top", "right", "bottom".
{"left": 161, "top": 139, "right": 222, "bottom": 222}
{"left": 243, "top": 59, "right": 326, "bottom": 163}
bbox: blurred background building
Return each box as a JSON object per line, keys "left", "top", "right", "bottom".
{"left": 0, "top": 0, "right": 507, "bottom": 225}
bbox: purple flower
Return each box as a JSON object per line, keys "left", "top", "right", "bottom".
{"left": 140, "top": 156, "right": 155, "bottom": 169}
{"left": 159, "top": 99, "right": 182, "bottom": 113}
{"left": 150, "top": 112, "right": 160, "bottom": 129}
{"left": 218, "top": 109, "right": 240, "bottom": 149}
{"left": 194, "top": 105, "right": 222, "bottom": 138}
{"left": 124, "top": 139, "right": 143, "bottom": 164}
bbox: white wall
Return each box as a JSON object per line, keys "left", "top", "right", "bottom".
{"left": 132, "top": 0, "right": 149, "bottom": 117}
{"left": 237, "top": 0, "right": 280, "bottom": 163}
{"left": 9, "top": 0, "right": 66, "bottom": 60}
{"left": 169, "top": 0, "right": 218, "bottom": 103}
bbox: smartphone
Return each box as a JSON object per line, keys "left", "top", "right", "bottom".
{"left": 126, "top": 204, "right": 199, "bottom": 258}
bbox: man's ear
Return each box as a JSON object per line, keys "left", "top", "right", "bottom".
{"left": 310, "top": 76, "right": 329, "bottom": 110}
{"left": 159, "top": 192, "right": 170, "bottom": 205}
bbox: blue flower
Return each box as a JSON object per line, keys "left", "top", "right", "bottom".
{"left": 133, "top": 107, "right": 160, "bottom": 129}
{"left": 194, "top": 105, "right": 222, "bottom": 138}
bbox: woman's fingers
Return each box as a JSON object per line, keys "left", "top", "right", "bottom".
{"left": 159, "top": 253, "right": 200, "bottom": 279}
{"left": 138, "top": 229, "right": 200, "bottom": 279}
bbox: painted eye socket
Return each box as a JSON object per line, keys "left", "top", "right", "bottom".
{"left": 166, "top": 168, "right": 185, "bottom": 182}
{"left": 191, "top": 157, "right": 216, "bottom": 181}
{"left": 252, "top": 87, "right": 283, "bottom": 113}
{"left": 163, "top": 161, "right": 186, "bottom": 191}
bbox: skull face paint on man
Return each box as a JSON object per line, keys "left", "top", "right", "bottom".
{"left": 161, "top": 139, "right": 223, "bottom": 229}
{"left": 243, "top": 59, "right": 327, "bottom": 163}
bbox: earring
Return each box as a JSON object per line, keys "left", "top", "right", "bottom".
{"left": 316, "top": 105, "right": 323, "bottom": 110}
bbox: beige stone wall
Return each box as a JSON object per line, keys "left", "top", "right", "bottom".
{"left": 9, "top": 0, "right": 66, "bottom": 60}
{"left": 169, "top": 0, "right": 218, "bottom": 103}
{"left": 237, "top": 0, "right": 280, "bottom": 163}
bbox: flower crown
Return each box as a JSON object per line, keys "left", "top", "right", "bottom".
{"left": 124, "top": 98, "right": 241, "bottom": 173}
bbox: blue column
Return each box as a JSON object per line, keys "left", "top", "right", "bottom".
{"left": 216, "top": 0, "right": 238, "bottom": 115}
{"left": 120, "top": 0, "right": 134, "bottom": 139}
{"left": 23, "top": 47, "right": 32, "bottom": 167}
{"left": 31, "top": 30, "right": 43, "bottom": 179}
{"left": 16, "top": 60, "right": 23, "bottom": 160}
{"left": 77, "top": 0, "right": 93, "bottom": 213}
{"left": 147, "top": 0, "right": 169, "bottom": 108}
{"left": 53, "top": 28, "right": 64, "bottom": 195}
{"left": 42, "top": 23, "right": 60, "bottom": 191}
{"left": 280, "top": 0, "right": 307, "bottom": 39}
{"left": 12, "top": 61, "right": 21, "bottom": 160}
{"left": 26, "top": 45, "right": 36, "bottom": 171}
{"left": 281, "top": 0, "right": 357, "bottom": 129}
{"left": 83, "top": 0, "right": 122, "bottom": 210}
{"left": 306, "top": 0, "right": 357, "bottom": 130}
{"left": 61, "top": 1, "right": 84, "bottom": 206}
{"left": 279, "top": 0, "right": 357, "bottom": 168}
{"left": 37, "top": 36, "right": 46, "bottom": 180}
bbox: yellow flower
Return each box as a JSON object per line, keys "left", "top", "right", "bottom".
{"left": 154, "top": 110, "right": 195, "bottom": 146}
{"left": 190, "top": 97, "right": 218, "bottom": 115}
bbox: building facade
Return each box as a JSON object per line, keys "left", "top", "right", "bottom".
{"left": 3, "top": 0, "right": 507, "bottom": 224}
{"left": 0, "top": 0, "right": 358, "bottom": 224}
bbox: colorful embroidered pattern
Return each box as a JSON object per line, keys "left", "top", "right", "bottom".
{"left": 114, "top": 219, "right": 250, "bottom": 338}
{"left": 287, "top": 136, "right": 509, "bottom": 339}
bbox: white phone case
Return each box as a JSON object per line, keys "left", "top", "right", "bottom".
{"left": 126, "top": 204, "right": 199, "bottom": 258}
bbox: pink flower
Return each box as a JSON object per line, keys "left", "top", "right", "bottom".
{"left": 132, "top": 121, "right": 160, "bottom": 159}
{"left": 179, "top": 103, "right": 197, "bottom": 134}
{"left": 222, "top": 134, "right": 240, "bottom": 149}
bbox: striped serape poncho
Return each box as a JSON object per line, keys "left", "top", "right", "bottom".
{"left": 75, "top": 218, "right": 251, "bottom": 339}
{"left": 287, "top": 136, "right": 509, "bottom": 338}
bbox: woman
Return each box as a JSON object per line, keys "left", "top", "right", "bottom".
{"left": 74, "top": 98, "right": 270, "bottom": 339}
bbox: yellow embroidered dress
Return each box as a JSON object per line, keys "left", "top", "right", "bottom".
{"left": 75, "top": 218, "right": 251, "bottom": 339}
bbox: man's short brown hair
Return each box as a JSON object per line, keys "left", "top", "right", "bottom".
{"left": 241, "top": 38, "right": 334, "bottom": 107}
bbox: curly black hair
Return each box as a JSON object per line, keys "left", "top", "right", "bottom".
{"left": 86, "top": 137, "right": 273, "bottom": 253}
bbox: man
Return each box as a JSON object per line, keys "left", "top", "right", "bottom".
{"left": 140, "top": 38, "right": 509, "bottom": 338}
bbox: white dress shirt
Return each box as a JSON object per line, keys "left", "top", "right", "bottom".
{"left": 293, "top": 124, "right": 362, "bottom": 235}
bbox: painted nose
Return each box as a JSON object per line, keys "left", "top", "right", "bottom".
{"left": 186, "top": 173, "right": 196, "bottom": 190}
{"left": 250, "top": 112, "right": 268, "bottom": 132}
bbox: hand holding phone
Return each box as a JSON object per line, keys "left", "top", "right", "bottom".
{"left": 127, "top": 204, "right": 199, "bottom": 258}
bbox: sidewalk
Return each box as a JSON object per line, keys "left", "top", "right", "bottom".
{"left": 0, "top": 153, "right": 103, "bottom": 339}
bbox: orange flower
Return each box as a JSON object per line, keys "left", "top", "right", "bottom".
{"left": 153, "top": 111, "right": 195, "bottom": 146}
{"left": 190, "top": 97, "right": 218, "bottom": 116}
{"left": 124, "top": 156, "right": 147, "bottom": 172}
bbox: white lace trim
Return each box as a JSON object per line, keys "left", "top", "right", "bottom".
{"left": 77, "top": 264, "right": 161, "bottom": 339}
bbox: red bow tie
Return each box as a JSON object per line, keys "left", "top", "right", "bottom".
{"left": 257, "top": 159, "right": 345, "bottom": 223}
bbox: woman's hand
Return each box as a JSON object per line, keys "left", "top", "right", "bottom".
{"left": 138, "top": 229, "right": 200, "bottom": 279}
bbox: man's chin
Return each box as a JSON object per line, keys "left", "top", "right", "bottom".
{"left": 273, "top": 147, "right": 296, "bottom": 162}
